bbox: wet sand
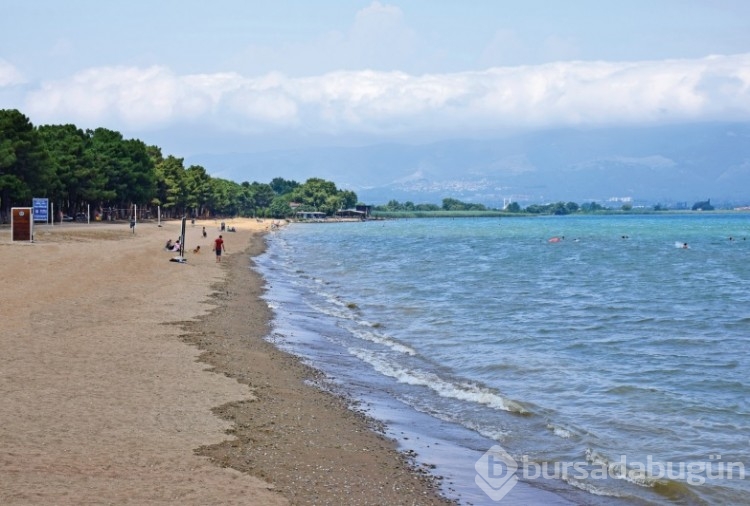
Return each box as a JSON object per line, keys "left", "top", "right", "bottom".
{"left": 0, "top": 218, "right": 452, "bottom": 505}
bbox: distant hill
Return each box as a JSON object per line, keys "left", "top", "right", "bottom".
{"left": 187, "top": 122, "right": 750, "bottom": 208}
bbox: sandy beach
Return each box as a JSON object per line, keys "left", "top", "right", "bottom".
{"left": 0, "top": 218, "right": 452, "bottom": 505}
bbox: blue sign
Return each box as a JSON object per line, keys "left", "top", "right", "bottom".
{"left": 33, "top": 198, "right": 49, "bottom": 222}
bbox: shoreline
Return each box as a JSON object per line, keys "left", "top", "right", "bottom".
{"left": 0, "top": 219, "right": 453, "bottom": 505}
{"left": 180, "top": 228, "right": 456, "bottom": 505}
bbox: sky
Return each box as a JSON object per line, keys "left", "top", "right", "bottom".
{"left": 2, "top": 0, "right": 750, "bottom": 158}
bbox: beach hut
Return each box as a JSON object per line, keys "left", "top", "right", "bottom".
{"left": 295, "top": 211, "right": 327, "bottom": 221}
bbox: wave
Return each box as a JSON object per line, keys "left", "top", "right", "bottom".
{"left": 583, "top": 448, "right": 705, "bottom": 502}
{"left": 348, "top": 347, "right": 529, "bottom": 414}
{"left": 547, "top": 423, "right": 574, "bottom": 439}
{"left": 562, "top": 477, "right": 625, "bottom": 498}
{"left": 297, "top": 286, "right": 419, "bottom": 356}
{"left": 347, "top": 326, "right": 416, "bottom": 356}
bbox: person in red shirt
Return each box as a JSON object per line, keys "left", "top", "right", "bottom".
{"left": 213, "top": 234, "right": 226, "bottom": 262}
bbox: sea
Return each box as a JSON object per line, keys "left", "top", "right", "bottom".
{"left": 253, "top": 213, "right": 750, "bottom": 505}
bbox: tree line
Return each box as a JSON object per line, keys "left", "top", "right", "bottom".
{"left": 376, "top": 198, "right": 587, "bottom": 214}
{"left": 376, "top": 199, "right": 664, "bottom": 215}
{"left": 376, "top": 198, "right": 490, "bottom": 213}
{"left": 0, "top": 109, "right": 357, "bottom": 223}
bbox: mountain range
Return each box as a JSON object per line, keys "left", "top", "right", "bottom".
{"left": 187, "top": 122, "right": 750, "bottom": 209}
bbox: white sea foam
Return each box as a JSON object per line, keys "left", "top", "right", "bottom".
{"left": 348, "top": 327, "right": 416, "bottom": 356}
{"left": 585, "top": 448, "right": 659, "bottom": 488}
{"left": 465, "top": 421, "right": 511, "bottom": 442}
{"left": 562, "top": 477, "right": 624, "bottom": 497}
{"left": 306, "top": 299, "right": 354, "bottom": 321}
{"left": 348, "top": 347, "right": 527, "bottom": 414}
{"left": 547, "top": 423, "right": 573, "bottom": 439}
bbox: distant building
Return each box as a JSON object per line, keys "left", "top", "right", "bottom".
{"left": 295, "top": 211, "right": 327, "bottom": 220}
{"left": 335, "top": 208, "right": 367, "bottom": 220}
{"left": 355, "top": 204, "right": 372, "bottom": 217}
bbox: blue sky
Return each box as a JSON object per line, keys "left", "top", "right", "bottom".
{"left": 2, "top": 1, "right": 750, "bottom": 157}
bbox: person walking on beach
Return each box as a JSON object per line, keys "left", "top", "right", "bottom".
{"left": 202, "top": 226, "right": 207, "bottom": 238}
{"left": 213, "top": 234, "right": 226, "bottom": 262}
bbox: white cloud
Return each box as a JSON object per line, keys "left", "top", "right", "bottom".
{"left": 479, "top": 30, "right": 581, "bottom": 68}
{"left": 227, "top": 1, "right": 418, "bottom": 78}
{"left": 348, "top": 1, "right": 417, "bottom": 68}
{"left": 20, "top": 53, "right": 750, "bottom": 140}
{"left": 0, "top": 59, "right": 25, "bottom": 86}
{"left": 25, "top": 66, "right": 244, "bottom": 127}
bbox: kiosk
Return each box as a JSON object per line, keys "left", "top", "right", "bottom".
{"left": 12, "top": 207, "right": 33, "bottom": 242}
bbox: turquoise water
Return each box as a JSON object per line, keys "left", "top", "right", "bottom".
{"left": 255, "top": 214, "right": 750, "bottom": 504}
